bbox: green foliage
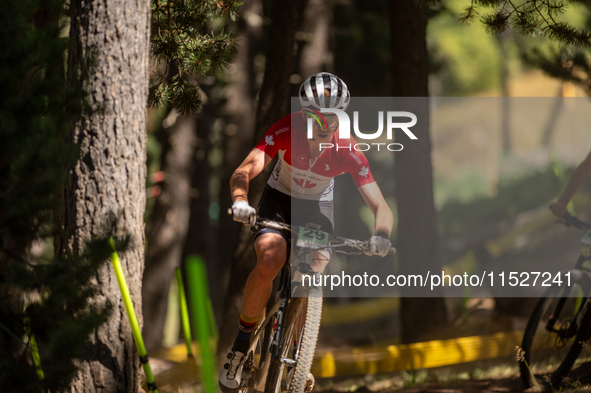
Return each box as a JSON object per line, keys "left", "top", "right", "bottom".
{"left": 0, "top": 0, "right": 114, "bottom": 391}
{"left": 149, "top": 0, "right": 240, "bottom": 114}
{"left": 1, "top": 240, "right": 116, "bottom": 392}
{"left": 523, "top": 47, "right": 591, "bottom": 93}
{"left": 423, "top": 0, "right": 591, "bottom": 95}
{"left": 428, "top": 8, "right": 502, "bottom": 95}
{"left": 438, "top": 166, "right": 562, "bottom": 229}
{"left": 455, "top": 0, "right": 591, "bottom": 47}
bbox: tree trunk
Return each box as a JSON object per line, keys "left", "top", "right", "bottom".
{"left": 389, "top": 0, "right": 447, "bottom": 344}
{"left": 217, "top": 0, "right": 302, "bottom": 361}
{"left": 61, "top": 0, "right": 150, "bottom": 390}
{"left": 214, "top": 0, "right": 261, "bottom": 322}
{"left": 497, "top": 33, "right": 512, "bottom": 153}
{"left": 181, "top": 82, "right": 214, "bottom": 332}
{"left": 299, "top": 0, "right": 334, "bottom": 77}
{"left": 541, "top": 89, "right": 564, "bottom": 147}
{"left": 142, "top": 111, "right": 196, "bottom": 351}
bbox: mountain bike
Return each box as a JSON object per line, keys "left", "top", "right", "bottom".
{"left": 520, "top": 212, "right": 591, "bottom": 390}
{"left": 232, "top": 213, "right": 395, "bottom": 393}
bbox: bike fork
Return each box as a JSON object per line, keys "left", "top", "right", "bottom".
{"left": 271, "top": 268, "right": 291, "bottom": 361}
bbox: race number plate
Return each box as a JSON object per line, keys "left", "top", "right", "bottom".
{"left": 582, "top": 228, "right": 591, "bottom": 246}
{"left": 296, "top": 227, "right": 329, "bottom": 249}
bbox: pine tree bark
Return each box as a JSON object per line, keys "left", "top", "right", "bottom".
{"left": 217, "top": 0, "right": 301, "bottom": 361}
{"left": 61, "top": 0, "right": 150, "bottom": 390}
{"left": 181, "top": 90, "right": 213, "bottom": 318}
{"left": 142, "top": 112, "right": 196, "bottom": 351}
{"left": 299, "top": 0, "right": 334, "bottom": 77}
{"left": 214, "top": 0, "right": 261, "bottom": 320}
{"left": 389, "top": 0, "right": 447, "bottom": 343}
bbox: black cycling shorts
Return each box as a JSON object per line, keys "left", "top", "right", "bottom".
{"left": 254, "top": 185, "right": 334, "bottom": 243}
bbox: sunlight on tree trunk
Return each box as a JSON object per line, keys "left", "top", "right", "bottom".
{"left": 60, "top": 0, "right": 150, "bottom": 390}
{"left": 390, "top": 0, "right": 447, "bottom": 344}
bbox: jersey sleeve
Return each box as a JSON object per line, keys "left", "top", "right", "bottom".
{"left": 254, "top": 113, "right": 292, "bottom": 158}
{"left": 340, "top": 138, "right": 376, "bottom": 187}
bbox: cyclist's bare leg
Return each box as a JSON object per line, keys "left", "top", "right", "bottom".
{"left": 241, "top": 232, "right": 288, "bottom": 319}
{"left": 220, "top": 234, "right": 287, "bottom": 391}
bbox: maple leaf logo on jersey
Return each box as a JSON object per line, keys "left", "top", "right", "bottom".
{"left": 293, "top": 178, "right": 317, "bottom": 189}
{"left": 265, "top": 135, "right": 274, "bottom": 146}
{"left": 359, "top": 166, "right": 369, "bottom": 177}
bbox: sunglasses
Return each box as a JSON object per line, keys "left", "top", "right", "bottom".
{"left": 302, "top": 107, "right": 339, "bottom": 131}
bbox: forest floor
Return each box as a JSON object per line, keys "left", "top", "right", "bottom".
{"left": 151, "top": 73, "right": 591, "bottom": 390}
{"left": 315, "top": 358, "right": 591, "bottom": 393}
{"left": 150, "top": 208, "right": 591, "bottom": 393}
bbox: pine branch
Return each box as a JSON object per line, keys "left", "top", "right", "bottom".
{"left": 477, "top": 0, "right": 504, "bottom": 6}
{"left": 543, "top": 22, "right": 591, "bottom": 46}
{"left": 459, "top": 2, "right": 480, "bottom": 25}
{"left": 459, "top": 0, "right": 591, "bottom": 47}
{"left": 414, "top": 0, "right": 442, "bottom": 7}
{"left": 524, "top": 48, "right": 591, "bottom": 94}
{"left": 150, "top": 0, "right": 239, "bottom": 114}
{"left": 480, "top": 9, "right": 511, "bottom": 34}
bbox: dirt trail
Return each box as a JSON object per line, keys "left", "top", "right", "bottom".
{"left": 317, "top": 362, "right": 591, "bottom": 393}
{"left": 379, "top": 377, "right": 520, "bottom": 393}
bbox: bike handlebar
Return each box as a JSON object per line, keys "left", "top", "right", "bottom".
{"left": 562, "top": 212, "right": 591, "bottom": 230}
{"left": 227, "top": 208, "right": 396, "bottom": 256}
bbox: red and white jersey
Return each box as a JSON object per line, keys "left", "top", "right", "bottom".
{"left": 255, "top": 112, "right": 375, "bottom": 201}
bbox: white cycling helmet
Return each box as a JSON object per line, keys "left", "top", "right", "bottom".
{"left": 299, "top": 72, "right": 350, "bottom": 111}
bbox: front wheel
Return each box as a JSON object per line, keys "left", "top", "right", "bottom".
{"left": 288, "top": 286, "right": 322, "bottom": 393}
{"left": 520, "top": 270, "right": 591, "bottom": 390}
{"left": 264, "top": 285, "right": 323, "bottom": 393}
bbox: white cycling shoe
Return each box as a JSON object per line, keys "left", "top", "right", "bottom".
{"left": 219, "top": 349, "right": 246, "bottom": 393}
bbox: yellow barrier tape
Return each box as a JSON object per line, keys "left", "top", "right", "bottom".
{"left": 312, "top": 330, "right": 523, "bottom": 378}
{"left": 156, "top": 330, "right": 523, "bottom": 379}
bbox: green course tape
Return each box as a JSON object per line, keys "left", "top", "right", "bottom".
{"left": 109, "top": 238, "right": 158, "bottom": 393}
{"left": 25, "top": 317, "right": 44, "bottom": 383}
{"left": 186, "top": 255, "right": 216, "bottom": 393}
{"left": 175, "top": 268, "right": 194, "bottom": 357}
{"left": 206, "top": 297, "right": 218, "bottom": 343}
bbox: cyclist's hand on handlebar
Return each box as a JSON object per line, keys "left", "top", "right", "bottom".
{"left": 231, "top": 200, "right": 256, "bottom": 226}
{"left": 550, "top": 201, "right": 568, "bottom": 222}
{"left": 364, "top": 235, "right": 392, "bottom": 257}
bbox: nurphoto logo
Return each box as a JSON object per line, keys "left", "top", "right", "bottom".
{"left": 307, "top": 108, "right": 418, "bottom": 152}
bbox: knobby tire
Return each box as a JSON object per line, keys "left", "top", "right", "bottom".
{"left": 264, "top": 286, "right": 323, "bottom": 393}
{"left": 520, "top": 272, "right": 591, "bottom": 390}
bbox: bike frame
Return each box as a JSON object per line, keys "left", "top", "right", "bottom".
{"left": 241, "top": 230, "right": 321, "bottom": 392}
{"left": 234, "top": 214, "right": 393, "bottom": 392}
{"left": 544, "top": 215, "right": 591, "bottom": 337}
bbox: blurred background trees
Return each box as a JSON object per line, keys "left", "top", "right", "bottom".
{"left": 141, "top": 0, "right": 591, "bottom": 353}
{"left": 0, "top": 0, "right": 123, "bottom": 391}
{"left": 135, "top": 0, "right": 591, "bottom": 353}
{"left": 2, "top": 0, "right": 591, "bottom": 389}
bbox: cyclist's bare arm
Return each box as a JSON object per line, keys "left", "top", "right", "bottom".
{"left": 357, "top": 182, "right": 394, "bottom": 236}
{"left": 230, "top": 148, "right": 273, "bottom": 203}
{"left": 551, "top": 149, "right": 591, "bottom": 219}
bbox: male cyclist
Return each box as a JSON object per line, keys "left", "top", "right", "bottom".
{"left": 219, "top": 72, "right": 394, "bottom": 392}
{"left": 550, "top": 149, "right": 591, "bottom": 220}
